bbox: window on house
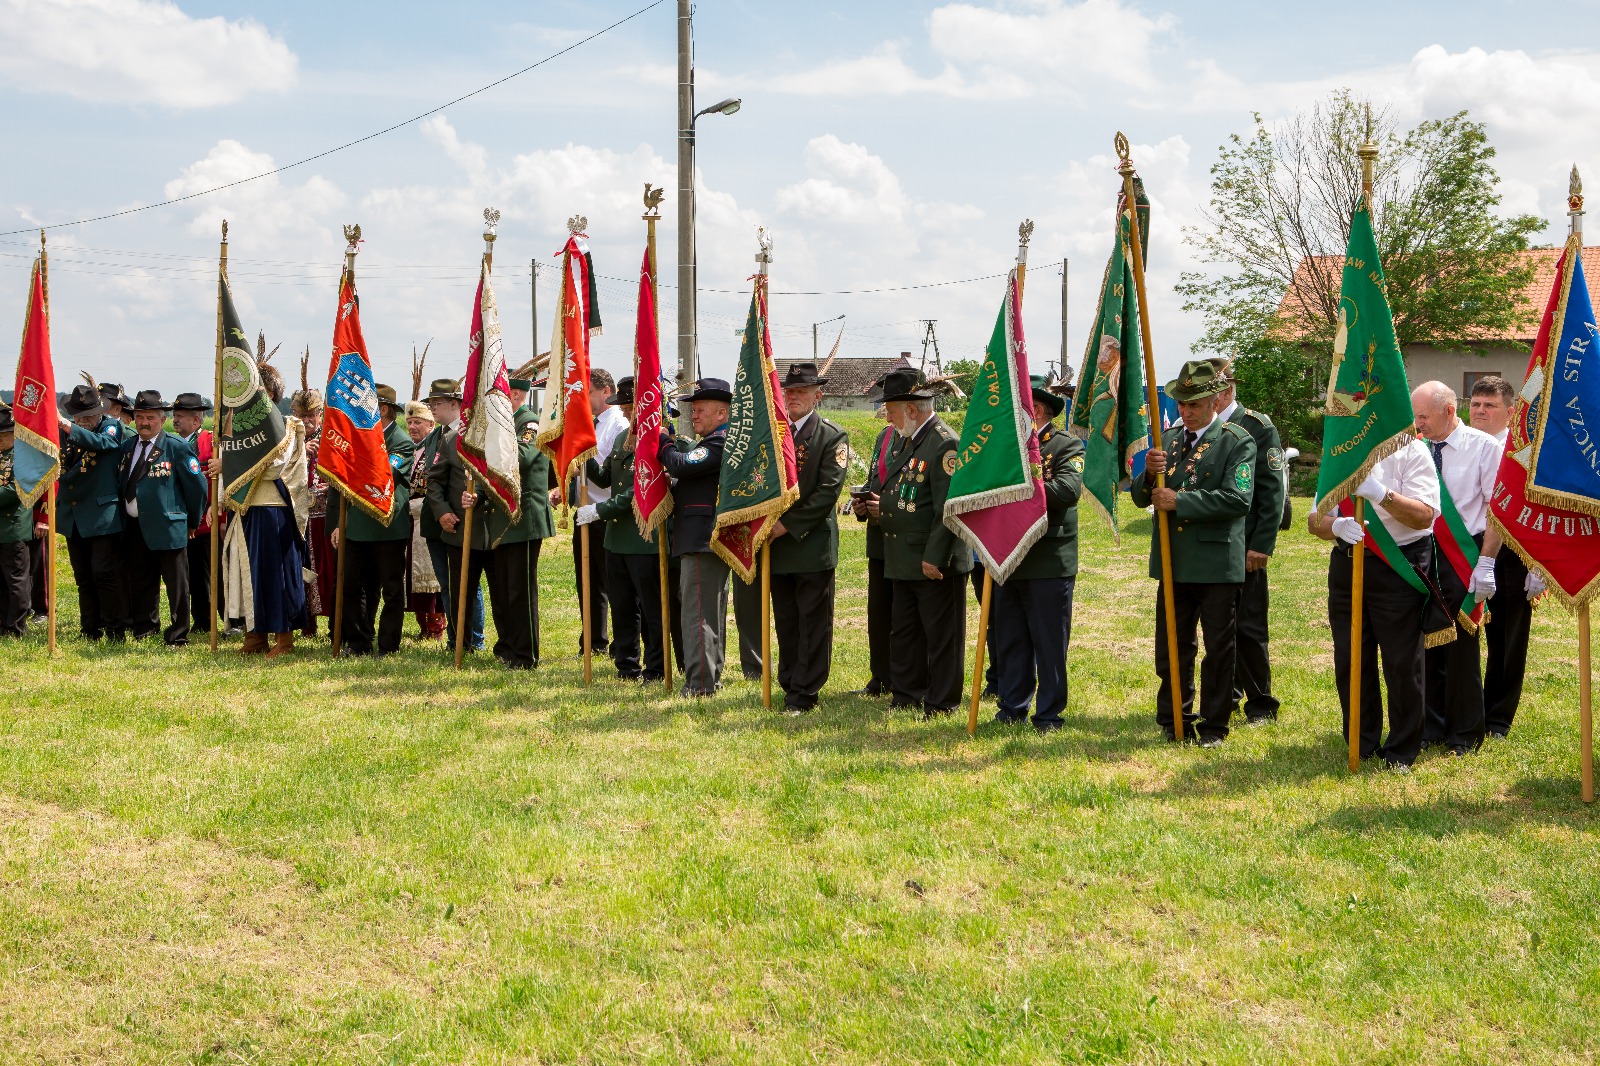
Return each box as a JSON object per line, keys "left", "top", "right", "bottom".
{"left": 1464, "top": 371, "right": 1503, "bottom": 397}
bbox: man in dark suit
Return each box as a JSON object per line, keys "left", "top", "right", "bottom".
{"left": 877, "top": 369, "right": 971, "bottom": 718}
{"left": 992, "top": 376, "right": 1085, "bottom": 732}
{"left": 170, "top": 392, "right": 225, "bottom": 635}
{"left": 849, "top": 381, "right": 899, "bottom": 697}
{"left": 0, "top": 407, "right": 33, "bottom": 637}
{"left": 474, "top": 377, "right": 554, "bottom": 669}
{"left": 1131, "top": 359, "right": 1257, "bottom": 746}
{"left": 116, "top": 390, "right": 207, "bottom": 645}
{"left": 419, "top": 378, "right": 485, "bottom": 654}
{"left": 657, "top": 378, "right": 732, "bottom": 697}
{"left": 336, "top": 384, "right": 415, "bottom": 656}
{"left": 766, "top": 362, "right": 850, "bottom": 714}
{"left": 57, "top": 383, "right": 127, "bottom": 640}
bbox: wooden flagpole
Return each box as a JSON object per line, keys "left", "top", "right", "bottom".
{"left": 453, "top": 507, "right": 474, "bottom": 670}
{"left": 644, "top": 186, "right": 674, "bottom": 692}
{"left": 39, "top": 230, "right": 57, "bottom": 658}
{"left": 1116, "top": 134, "right": 1186, "bottom": 742}
{"left": 581, "top": 480, "right": 593, "bottom": 685}
{"left": 1569, "top": 168, "right": 1594, "bottom": 803}
{"left": 967, "top": 220, "right": 1032, "bottom": 736}
{"left": 329, "top": 228, "right": 361, "bottom": 659}
{"left": 209, "top": 221, "right": 227, "bottom": 652}
{"left": 761, "top": 547, "right": 772, "bottom": 709}
{"left": 1347, "top": 118, "right": 1380, "bottom": 773}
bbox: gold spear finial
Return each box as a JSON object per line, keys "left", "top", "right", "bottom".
{"left": 1114, "top": 132, "right": 1133, "bottom": 176}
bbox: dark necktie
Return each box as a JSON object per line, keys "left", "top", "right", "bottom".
{"left": 1430, "top": 439, "right": 1446, "bottom": 473}
{"left": 123, "top": 440, "right": 149, "bottom": 501}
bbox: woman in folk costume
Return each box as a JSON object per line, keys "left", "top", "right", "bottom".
{"left": 292, "top": 372, "right": 332, "bottom": 636}
{"left": 403, "top": 400, "right": 446, "bottom": 638}
{"left": 221, "top": 350, "right": 312, "bottom": 659}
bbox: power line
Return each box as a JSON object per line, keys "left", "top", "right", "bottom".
{"left": 0, "top": 0, "right": 667, "bottom": 237}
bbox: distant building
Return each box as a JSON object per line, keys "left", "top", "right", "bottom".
{"left": 774, "top": 353, "right": 912, "bottom": 411}
{"left": 1277, "top": 246, "right": 1600, "bottom": 398}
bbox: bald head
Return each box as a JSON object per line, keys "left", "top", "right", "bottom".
{"left": 1412, "top": 380, "right": 1460, "bottom": 442}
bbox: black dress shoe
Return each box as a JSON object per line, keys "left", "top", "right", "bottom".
{"left": 920, "top": 707, "right": 955, "bottom": 721}
{"left": 993, "top": 710, "right": 1027, "bottom": 724}
{"left": 889, "top": 699, "right": 918, "bottom": 711}
{"left": 846, "top": 685, "right": 888, "bottom": 697}
{"left": 781, "top": 701, "right": 810, "bottom": 717}
{"left": 1199, "top": 735, "right": 1225, "bottom": 749}
{"left": 1033, "top": 720, "right": 1063, "bottom": 734}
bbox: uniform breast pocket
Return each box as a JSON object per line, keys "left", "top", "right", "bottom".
{"left": 164, "top": 510, "right": 186, "bottom": 521}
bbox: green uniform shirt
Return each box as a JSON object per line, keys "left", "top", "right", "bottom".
{"left": 486, "top": 407, "right": 555, "bottom": 545}
{"left": 589, "top": 441, "right": 667, "bottom": 556}
{"left": 1225, "top": 403, "right": 1285, "bottom": 557}
{"left": 425, "top": 426, "right": 492, "bottom": 551}
{"left": 1006, "top": 423, "right": 1085, "bottom": 581}
{"left": 1130, "top": 418, "right": 1256, "bottom": 584}
{"left": 769, "top": 413, "right": 850, "bottom": 575}
{"left": 0, "top": 447, "right": 34, "bottom": 544}
{"left": 878, "top": 415, "right": 971, "bottom": 581}
{"left": 346, "top": 419, "right": 416, "bottom": 543}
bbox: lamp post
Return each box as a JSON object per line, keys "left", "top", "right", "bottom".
{"left": 677, "top": 0, "right": 739, "bottom": 433}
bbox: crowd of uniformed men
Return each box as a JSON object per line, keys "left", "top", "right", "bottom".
{"left": 0, "top": 353, "right": 1540, "bottom": 751}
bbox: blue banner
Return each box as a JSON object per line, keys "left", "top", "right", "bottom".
{"left": 1527, "top": 253, "right": 1600, "bottom": 511}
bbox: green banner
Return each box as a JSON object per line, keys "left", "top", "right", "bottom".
{"left": 216, "top": 273, "right": 288, "bottom": 508}
{"left": 1069, "top": 183, "right": 1149, "bottom": 544}
{"left": 1314, "top": 200, "right": 1414, "bottom": 513}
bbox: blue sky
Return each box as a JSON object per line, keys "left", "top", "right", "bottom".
{"left": 1, "top": 0, "right": 1596, "bottom": 397}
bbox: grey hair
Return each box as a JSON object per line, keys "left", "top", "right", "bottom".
{"left": 1413, "top": 380, "right": 1457, "bottom": 412}
{"left": 910, "top": 397, "right": 935, "bottom": 416}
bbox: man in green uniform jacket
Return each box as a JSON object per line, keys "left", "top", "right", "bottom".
{"left": 848, "top": 381, "right": 900, "bottom": 697}
{"left": 0, "top": 407, "right": 34, "bottom": 637}
{"left": 577, "top": 376, "right": 682, "bottom": 682}
{"left": 992, "top": 376, "right": 1085, "bottom": 732}
{"left": 56, "top": 383, "right": 127, "bottom": 640}
{"left": 767, "top": 362, "right": 851, "bottom": 714}
{"left": 476, "top": 377, "right": 553, "bottom": 669}
{"left": 1207, "top": 356, "right": 1286, "bottom": 725}
{"left": 419, "top": 379, "right": 485, "bottom": 653}
{"left": 116, "top": 390, "right": 206, "bottom": 645}
{"left": 1131, "top": 359, "right": 1256, "bottom": 746}
{"left": 338, "top": 384, "right": 416, "bottom": 656}
{"left": 876, "top": 368, "right": 971, "bottom": 718}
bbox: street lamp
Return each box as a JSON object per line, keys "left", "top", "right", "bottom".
{"left": 677, "top": 0, "right": 740, "bottom": 432}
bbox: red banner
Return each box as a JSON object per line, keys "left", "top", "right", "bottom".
{"left": 317, "top": 266, "right": 396, "bottom": 521}
{"left": 632, "top": 248, "right": 671, "bottom": 536}
{"left": 11, "top": 254, "right": 58, "bottom": 507}
{"left": 537, "top": 235, "right": 599, "bottom": 504}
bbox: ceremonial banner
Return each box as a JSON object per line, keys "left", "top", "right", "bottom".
{"left": 632, "top": 248, "right": 672, "bottom": 536}
{"left": 1314, "top": 200, "right": 1415, "bottom": 513}
{"left": 711, "top": 273, "right": 798, "bottom": 581}
{"left": 458, "top": 256, "right": 520, "bottom": 517}
{"left": 217, "top": 274, "right": 288, "bottom": 508}
{"left": 10, "top": 254, "right": 58, "bottom": 506}
{"left": 944, "top": 269, "right": 1047, "bottom": 581}
{"left": 317, "top": 264, "right": 395, "bottom": 521}
{"left": 1070, "top": 181, "right": 1149, "bottom": 541}
{"left": 538, "top": 234, "right": 599, "bottom": 504}
{"left": 1491, "top": 239, "right": 1600, "bottom": 605}
{"left": 1435, "top": 479, "right": 1485, "bottom": 632}
{"left": 1336, "top": 495, "right": 1456, "bottom": 648}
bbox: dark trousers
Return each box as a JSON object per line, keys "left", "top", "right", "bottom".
{"left": 970, "top": 564, "right": 999, "bottom": 693}
{"left": 489, "top": 539, "right": 541, "bottom": 668}
{"left": 28, "top": 537, "right": 46, "bottom": 615}
{"left": 771, "top": 569, "right": 837, "bottom": 709}
{"left": 731, "top": 566, "right": 763, "bottom": 677}
{"left": 889, "top": 574, "right": 967, "bottom": 713}
{"left": 120, "top": 526, "right": 191, "bottom": 644}
{"left": 66, "top": 531, "right": 125, "bottom": 639}
{"left": 345, "top": 539, "right": 407, "bottom": 655}
{"left": 1328, "top": 540, "right": 1431, "bottom": 766}
{"left": 1424, "top": 533, "right": 1485, "bottom": 751}
{"left": 994, "top": 576, "right": 1075, "bottom": 726}
{"left": 187, "top": 535, "right": 223, "bottom": 630}
{"left": 447, "top": 546, "right": 495, "bottom": 660}
{"left": 611, "top": 552, "right": 674, "bottom": 679}
{"left": 573, "top": 528, "right": 610, "bottom": 653}
{"left": 1154, "top": 581, "right": 1239, "bottom": 740}
{"left": 866, "top": 555, "right": 894, "bottom": 694}
{"left": 1234, "top": 568, "right": 1280, "bottom": 721}
{"left": 430, "top": 537, "right": 485, "bottom": 652}
{"left": 0, "top": 541, "right": 29, "bottom": 636}
{"left": 1485, "top": 549, "right": 1533, "bottom": 735}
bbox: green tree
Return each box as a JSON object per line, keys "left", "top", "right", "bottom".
{"left": 941, "top": 358, "right": 982, "bottom": 410}
{"left": 1177, "top": 91, "right": 1543, "bottom": 447}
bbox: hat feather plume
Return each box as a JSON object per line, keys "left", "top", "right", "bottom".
{"left": 411, "top": 340, "right": 431, "bottom": 401}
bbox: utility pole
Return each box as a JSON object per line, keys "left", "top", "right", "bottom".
{"left": 677, "top": 0, "right": 694, "bottom": 427}
{"left": 1059, "top": 256, "right": 1069, "bottom": 382}
{"left": 530, "top": 258, "right": 538, "bottom": 361}
{"left": 918, "top": 320, "right": 943, "bottom": 378}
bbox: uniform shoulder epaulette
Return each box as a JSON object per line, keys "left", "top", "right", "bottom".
{"left": 935, "top": 420, "right": 958, "bottom": 442}
{"left": 1219, "top": 421, "right": 1252, "bottom": 442}
{"left": 1238, "top": 407, "right": 1274, "bottom": 429}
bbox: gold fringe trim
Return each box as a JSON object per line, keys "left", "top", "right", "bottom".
{"left": 1312, "top": 430, "right": 1413, "bottom": 516}
{"left": 1488, "top": 513, "right": 1600, "bottom": 610}
{"left": 1424, "top": 625, "right": 1456, "bottom": 650}
{"left": 317, "top": 465, "right": 396, "bottom": 524}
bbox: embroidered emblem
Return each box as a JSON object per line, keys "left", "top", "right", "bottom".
{"left": 390, "top": 454, "right": 403, "bottom": 469}
{"left": 687, "top": 446, "right": 709, "bottom": 463}
{"left": 1068, "top": 454, "right": 1085, "bottom": 473}
{"left": 942, "top": 452, "right": 957, "bottom": 476}
{"left": 1267, "top": 448, "right": 1284, "bottom": 472}
{"left": 520, "top": 426, "right": 537, "bottom": 443}
{"left": 835, "top": 443, "right": 848, "bottom": 467}
{"left": 1235, "top": 462, "right": 1252, "bottom": 493}
{"left": 187, "top": 457, "right": 201, "bottom": 475}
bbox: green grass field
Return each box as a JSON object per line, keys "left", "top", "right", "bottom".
{"left": 3, "top": 414, "right": 1597, "bottom": 1063}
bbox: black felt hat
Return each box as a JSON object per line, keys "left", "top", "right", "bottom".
{"left": 679, "top": 377, "right": 733, "bottom": 404}
{"left": 878, "top": 368, "right": 935, "bottom": 403}
{"left": 132, "top": 389, "right": 172, "bottom": 412}
{"left": 172, "top": 392, "right": 212, "bottom": 412}
{"left": 781, "top": 361, "right": 828, "bottom": 388}
{"left": 606, "top": 376, "right": 636, "bottom": 405}
{"left": 61, "top": 384, "right": 108, "bottom": 419}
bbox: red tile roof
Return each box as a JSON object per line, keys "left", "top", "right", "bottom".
{"left": 775, "top": 355, "right": 911, "bottom": 398}
{"left": 1275, "top": 246, "right": 1600, "bottom": 344}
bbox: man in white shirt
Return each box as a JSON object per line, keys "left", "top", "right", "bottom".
{"left": 1413, "top": 380, "right": 1502, "bottom": 754}
{"left": 571, "top": 368, "right": 625, "bottom": 658}
{"left": 1310, "top": 437, "right": 1441, "bottom": 769}
{"left": 1470, "top": 374, "right": 1540, "bottom": 737}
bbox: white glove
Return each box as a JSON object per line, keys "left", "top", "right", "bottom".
{"left": 575, "top": 504, "right": 600, "bottom": 526}
{"left": 1354, "top": 471, "right": 1388, "bottom": 504}
{"left": 1470, "top": 556, "right": 1497, "bottom": 603}
{"left": 1331, "top": 516, "right": 1366, "bottom": 546}
{"left": 1526, "top": 572, "right": 1546, "bottom": 600}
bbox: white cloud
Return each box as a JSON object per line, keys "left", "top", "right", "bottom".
{"left": 0, "top": 0, "right": 296, "bottom": 108}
